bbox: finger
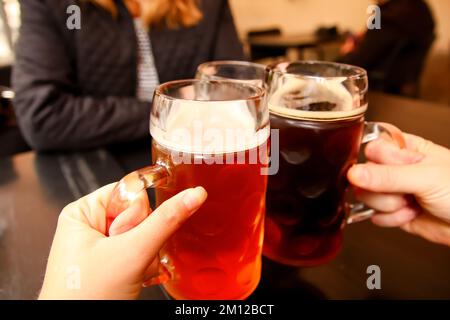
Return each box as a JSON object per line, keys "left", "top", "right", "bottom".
{"left": 365, "top": 138, "right": 424, "bottom": 165}
{"left": 403, "top": 133, "right": 430, "bottom": 153}
{"left": 109, "top": 191, "right": 151, "bottom": 236}
{"left": 115, "top": 187, "right": 207, "bottom": 263}
{"left": 347, "top": 162, "right": 430, "bottom": 194}
{"left": 62, "top": 183, "right": 118, "bottom": 232}
{"left": 375, "top": 122, "right": 406, "bottom": 149}
{"left": 354, "top": 188, "right": 409, "bottom": 212}
{"left": 84, "top": 183, "right": 118, "bottom": 210}
{"left": 143, "top": 259, "right": 160, "bottom": 283}
{"left": 371, "top": 206, "right": 419, "bottom": 227}
{"left": 401, "top": 213, "right": 450, "bottom": 247}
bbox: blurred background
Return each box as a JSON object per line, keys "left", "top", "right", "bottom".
{"left": 229, "top": 0, "right": 449, "bottom": 105}
{"left": 0, "top": 0, "right": 18, "bottom": 84}
{"left": 0, "top": 0, "right": 449, "bottom": 156}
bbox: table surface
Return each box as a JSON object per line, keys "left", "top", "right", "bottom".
{"left": 1, "top": 92, "right": 449, "bottom": 300}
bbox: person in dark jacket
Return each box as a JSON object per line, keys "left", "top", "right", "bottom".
{"left": 12, "top": 0, "right": 244, "bottom": 151}
{"left": 339, "top": 0, "right": 435, "bottom": 95}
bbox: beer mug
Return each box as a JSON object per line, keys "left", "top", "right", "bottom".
{"left": 106, "top": 80, "right": 270, "bottom": 299}
{"left": 196, "top": 60, "right": 267, "bottom": 88}
{"left": 264, "top": 61, "right": 405, "bottom": 266}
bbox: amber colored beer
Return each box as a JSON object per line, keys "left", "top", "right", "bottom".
{"left": 264, "top": 111, "right": 364, "bottom": 266}
{"left": 153, "top": 139, "right": 268, "bottom": 300}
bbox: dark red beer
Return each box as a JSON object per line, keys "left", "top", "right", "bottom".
{"left": 264, "top": 112, "right": 364, "bottom": 266}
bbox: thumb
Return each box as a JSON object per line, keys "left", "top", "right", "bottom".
{"left": 115, "top": 187, "right": 207, "bottom": 262}
{"left": 348, "top": 162, "right": 430, "bottom": 194}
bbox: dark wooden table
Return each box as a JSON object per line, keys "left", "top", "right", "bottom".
{"left": 1, "top": 92, "right": 449, "bottom": 300}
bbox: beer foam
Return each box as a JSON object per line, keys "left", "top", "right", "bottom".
{"left": 269, "top": 77, "right": 366, "bottom": 120}
{"left": 150, "top": 100, "right": 269, "bottom": 154}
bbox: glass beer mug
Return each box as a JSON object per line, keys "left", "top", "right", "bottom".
{"left": 196, "top": 60, "right": 267, "bottom": 88}
{"left": 264, "top": 61, "right": 405, "bottom": 266}
{"left": 106, "top": 80, "right": 270, "bottom": 299}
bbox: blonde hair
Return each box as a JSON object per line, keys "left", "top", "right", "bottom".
{"left": 89, "top": 0, "right": 203, "bottom": 28}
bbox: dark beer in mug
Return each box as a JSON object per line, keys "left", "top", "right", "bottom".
{"left": 264, "top": 109, "right": 364, "bottom": 266}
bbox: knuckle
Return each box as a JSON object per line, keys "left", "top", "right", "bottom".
{"left": 58, "top": 198, "right": 89, "bottom": 225}
{"left": 365, "top": 139, "right": 386, "bottom": 160}
{"left": 416, "top": 136, "right": 432, "bottom": 152}
{"left": 364, "top": 140, "right": 378, "bottom": 156}
{"left": 56, "top": 211, "right": 68, "bottom": 226}
{"left": 158, "top": 201, "right": 186, "bottom": 228}
{"left": 60, "top": 201, "right": 76, "bottom": 216}
{"left": 418, "top": 164, "right": 440, "bottom": 193}
{"left": 162, "top": 209, "right": 180, "bottom": 227}
{"left": 57, "top": 202, "right": 76, "bottom": 225}
{"left": 379, "top": 165, "right": 397, "bottom": 191}
{"left": 384, "top": 196, "right": 405, "bottom": 212}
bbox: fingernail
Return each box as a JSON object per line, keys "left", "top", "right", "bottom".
{"left": 109, "top": 220, "right": 133, "bottom": 236}
{"left": 109, "top": 198, "right": 144, "bottom": 236}
{"left": 182, "top": 187, "right": 207, "bottom": 212}
{"left": 351, "top": 165, "right": 369, "bottom": 185}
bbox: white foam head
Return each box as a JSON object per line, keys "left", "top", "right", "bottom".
{"left": 150, "top": 100, "right": 269, "bottom": 154}
{"left": 269, "top": 76, "right": 366, "bottom": 120}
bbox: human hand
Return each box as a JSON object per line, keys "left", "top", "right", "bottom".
{"left": 340, "top": 35, "right": 357, "bottom": 55}
{"left": 39, "top": 183, "right": 207, "bottom": 299}
{"left": 340, "top": 31, "right": 365, "bottom": 55}
{"left": 348, "top": 128, "right": 450, "bottom": 247}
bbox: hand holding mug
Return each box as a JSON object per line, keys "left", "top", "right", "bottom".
{"left": 348, "top": 128, "right": 450, "bottom": 247}
{"left": 39, "top": 184, "right": 207, "bottom": 299}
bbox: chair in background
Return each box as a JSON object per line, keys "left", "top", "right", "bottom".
{"left": 247, "top": 27, "right": 287, "bottom": 61}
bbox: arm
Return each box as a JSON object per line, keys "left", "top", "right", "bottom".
{"left": 12, "top": 0, "right": 149, "bottom": 151}
{"left": 339, "top": 23, "right": 403, "bottom": 70}
{"left": 211, "top": 0, "right": 245, "bottom": 61}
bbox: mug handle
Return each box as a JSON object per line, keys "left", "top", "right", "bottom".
{"left": 346, "top": 122, "right": 406, "bottom": 224}
{"left": 105, "top": 163, "right": 172, "bottom": 286}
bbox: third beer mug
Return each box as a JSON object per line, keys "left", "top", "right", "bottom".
{"left": 264, "top": 61, "right": 405, "bottom": 266}
{"left": 196, "top": 60, "right": 267, "bottom": 89}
